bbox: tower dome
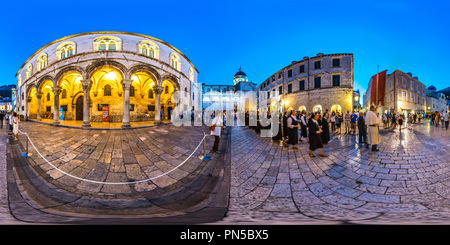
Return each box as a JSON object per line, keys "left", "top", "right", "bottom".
{"left": 427, "top": 85, "right": 437, "bottom": 91}
{"left": 233, "top": 66, "right": 248, "bottom": 85}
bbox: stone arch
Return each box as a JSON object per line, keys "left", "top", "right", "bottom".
{"left": 127, "top": 64, "right": 161, "bottom": 83}
{"left": 36, "top": 75, "right": 56, "bottom": 93}
{"left": 85, "top": 60, "right": 127, "bottom": 81}
{"left": 54, "top": 66, "right": 85, "bottom": 86}
{"left": 160, "top": 73, "right": 180, "bottom": 90}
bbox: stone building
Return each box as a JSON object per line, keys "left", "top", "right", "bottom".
{"left": 364, "top": 70, "right": 427, "bottom": 115}
{"left": 256, "top": 53, "right": 354, "bottom": 115}
{"left": 426, "top": 85, "right": 447, "bottom": 114}
{"left": 201, "top": 67, "right": 256, "bottom": 111}
{"left": 15, "top": 31, "right": 199, "bottom": 127}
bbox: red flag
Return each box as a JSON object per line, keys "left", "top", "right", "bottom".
{"left": 370, "top": 70, "right": 387, "bottom": 106}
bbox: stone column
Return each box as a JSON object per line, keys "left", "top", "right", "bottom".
{"left": 154, "top": 85, "right": 164, "bottom": 124}
{"left": 81, "top": 79, "right": 91, "bottom": 127}
{"left": 36, "top": 92, "right": 42, "bottom": 121}
{"left": 52, "top": 87, "right": 61, "bottom": 124}
{"left": 122, "top": 79, "right": 132, "bottom": 128}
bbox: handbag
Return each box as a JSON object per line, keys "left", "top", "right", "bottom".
{"left": 209, "top": 125, "right": 215, "bottom": 131}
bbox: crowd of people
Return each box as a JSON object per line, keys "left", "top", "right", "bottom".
{"left": 264, "top": 107, "right": 382, "bottom": 156}
{"left": 0, "top": 112, "right": 20, "bottom": 140}
{"left": 240, "top": 106, "right": 450, "bottom": 157}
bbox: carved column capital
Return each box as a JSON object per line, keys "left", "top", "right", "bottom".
{"left": 52, "top": 86, "right": 61, "bottom": 96}
{"left": 154, "top": 85, "right": 164, "bottom": 95}
{"left": 122, "top": 79, "right": 132, "bottom": 91}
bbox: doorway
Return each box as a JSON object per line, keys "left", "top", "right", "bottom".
{"left": 76, "top": 96, "right": 83, "bottom": 120}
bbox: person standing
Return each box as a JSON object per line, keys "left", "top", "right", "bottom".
{"left": 344, "top": 111, "right": 351, "bottom": 134}
{"left": 330, "top": 112, "right": 336, "bottom": 133}
{"left": 336, "top": 112, "right": 342, "bottom": 134}
{"left": 9, "top": 112, "right": 13, "bottom": 132}
{"left": 286, "top": 110, "right": 299, "bottom": 149}
{"left": 300, "top": 110, "right": 309, "bottom": 143}
{"left": 444, "top": 111, "right": 449, "bottom": 130}
{"left": 350, "top": 111, "right": 358, "bottom": 135}
{"left": 12, "top": 112, "right": 19, "bottom": 141}
{"left": 210, "top": 111, "right": 223, "bottom": 154}
{"left": 321, "top": 112, "right": 330, "bottom": 145}
{"left": 398, "top": 114, "right": 403, "bottom": 131}
{"left": 308, "top": 112, "right": 327, "bottom": 157}
{"left": 357, "top": 112, "right": 368, "bottom": 148}
{"left": 365, "top": 105, "right": 381, "bottom": 152}
{"left": 0, "top": 112, "right": 4, "bottom": 129}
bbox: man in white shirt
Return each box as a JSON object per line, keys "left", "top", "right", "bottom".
{"left": 365, "top": 105, "right": 381, "bottom": 152}
{"left": 211, "top": 111, "right": 223, "bottom": 154}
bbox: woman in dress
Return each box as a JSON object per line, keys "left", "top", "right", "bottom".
{"left": 321, "top": 112, "right": 330, "bottom": 145}
{"left": 286, "top": 110, "right": 300, "bottom": 149}
{"left": 308, "top": 112, "right": 327, "bottom": 157}
{"left": 12, "top": 112, "right": 19, "bottom": 141}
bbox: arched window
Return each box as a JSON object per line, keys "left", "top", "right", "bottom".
{"left": 165, "top": 86, "right": 169, "bottom": 94}
{"left": 98, "top": 41, "right": 106, "bottom": 51}
{"left": 170, "top": 53, "right": 181, "bottom": 71}
{"left": 108, "top": 41, "right": 117, "bottom": 50}
{"left": 148, "top": 89, "right": 154, "bottom": 99}
{"left": 26, "top": 63, "right": 33, "bottom": 79}
{"left": 104, "top": 84, "right": 112, "bottom": 96}
{"left": 61, "top": 89, "right": 67, "bottom": 99}
{"left": 56, "top": 41, "right": 76, "bottom": 60}
{"left": 47, "top": 93, "right": 50, "bottom": 101}
{"left": 93, "top": 36, "right": 122, "bottom": 51}
{"left": 130, "top": 86, "right": 135, "bottom": 97}
{"left": 138, "top": 40, "right": 159, "bottom": 58}
{"left": 37, "top": 53, "right": 48, "bottom": 72}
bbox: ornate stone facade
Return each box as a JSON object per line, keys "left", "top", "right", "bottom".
{"left": 15, "top": 31, "right": 199, "bottom": 127}
{"left": 257, "top": 53, "right": 354, "bottom": 114}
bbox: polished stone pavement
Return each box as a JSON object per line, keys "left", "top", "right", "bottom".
{"left": 2, "top": 120, "right": 450, "bottom": 224}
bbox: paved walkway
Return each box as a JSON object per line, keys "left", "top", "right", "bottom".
{"left": 4, "top": 121, "right": 229, "bottom": 224}
{"left": 217, "top": 122, "right": 450, "bottom": 224}
{"left": 2, "top": 120, "right": 450, "bottom": 224}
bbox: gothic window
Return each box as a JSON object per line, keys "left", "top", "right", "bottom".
{"left": 26, "top": 64, "right": 33, "bottom": 79}
{"left": 170, "top": 53, "right": 181, "bottom": 71}
{"left": 56, "top": 41, "right": 76, "bottom": 60}
{"left": 61, "top": 89, "right": 67, "bottom": 99}
{"left": 148, "top": 89, "right": 154, "bottom": 99}
{"left": 108, "top": 41, "right": 117, "bottom": 50}
{"left": 47, "top": 93, "right": 50, "bottom": 101}
{"left": 104, "top": 84, "right": 112, "bottom": 96}
{"left": 37, "top": 53, "right": 48, "bottom": 72}
{"left": 165, "top": 86, "right": 169, "bottom": 94}
{"left": 98, "top": 41, "right": 107, "bottom": 51}
{"left": 130, "top": 86, "right": 135, "bottom": 97}
{"left": 93, "top": 36, "right": 122, "bottom": 51}
{"left": 138, "top": 40, "right": 159, "bottom": 58}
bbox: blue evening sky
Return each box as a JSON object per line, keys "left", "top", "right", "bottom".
{"left": 0, "top": 0, "right": 448, "bottom": 96}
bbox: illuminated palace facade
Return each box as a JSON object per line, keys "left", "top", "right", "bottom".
{"left": 15, "top": 31, "right": 199, "bottom": 127}
{"left": 257, "top": 53, "right": 354, "bottom": 115}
